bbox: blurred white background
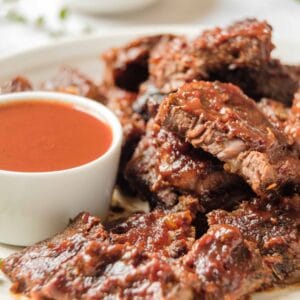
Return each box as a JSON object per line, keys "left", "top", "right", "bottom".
{"left": 0, "top": 0, "right": 300, "bottom": 56}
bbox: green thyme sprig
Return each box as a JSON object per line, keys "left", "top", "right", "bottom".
{"left": 2, "top": 6, "right": 93, "bottom": 37}
{"left": 59, "top": 7, "right": 69, "bottom": 21}
{"left": 6, "top": 9, "right": 27, "bottom": 23}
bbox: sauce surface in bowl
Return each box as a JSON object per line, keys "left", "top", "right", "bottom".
{"left": 0, "top": 100, "right": 112, "bottom": 172}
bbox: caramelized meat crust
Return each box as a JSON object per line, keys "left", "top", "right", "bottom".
{"left": 1, "top": 18, "right": 300, "bottom": 300}
{"left": 38, "top": 246, "right": 195, "bottom": 300}
{"left": 104, "top": 87, "right": 145, "bottom": 149}
{"left": 41, "top": 66, "right": 104, "bottom": 101}
{"left": 1, "top": 213, "right": 106, "bottom": 295}
{"left": 208, "top": 199, "right": 300, "bottom": 284}
{"left": 2, "top": 208, "right": 198, "bottom": 299}
{"left": 211, "top": 59, "right": 299, "bottom": 105}
{"left": 149, "top": 19, "right": 273, "bottom": 94}
{"left": 259, "top": 96, "right": 300, "bottom": 154}
{"left": 108, "top": 208, "right": 195, "bottom": 258}
{"left": 125, "top": 119, "right": 251, "bottom": 210}
{"left": 290, "top": 92, "right": 300, "bottom": 153}
{"left": 133, "top": 82, "right": 165, "bottom": 120}
{"left": 258, "top": 98, "right": 291, "bottom": 132}
{"left": 157, "top": 81, "right": 300, "bottom": 199}
{"left": 2, "top": 207, "right": 276, "bottom": 300}
{"left": 149, "top": 35, "right": 204, "bottom": 94}
{"left": 286, "top": 64, "right": 300, "bottom": 83}
{"left": 102, "top": 35, "right": 176, "bottom": 92}
{"left": 184, "top": 224, "right": 272, "bottom": 299}
{"left": 103, "top": 87, "right": 146, "bottom": 191}
{"left": 193, "top": 19, "right": 273, "bottom": 68}
{"left": 103, "top": 20, "right": 297, "bottom": 105}
{"left": 0, "top": 76, "right": 32, "bottom": 94}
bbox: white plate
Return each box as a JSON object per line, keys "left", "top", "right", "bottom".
{"left": 0, "top": 26, "right": 299, "bottom": 300}
{"left": 65, "top": 0, "right": 160, "bottom": 14}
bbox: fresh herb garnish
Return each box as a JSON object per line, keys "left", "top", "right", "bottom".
{"left": 2, "top": 4, "right": 91, "bottom": 39}
{"left": 35, "top": 16, "right": 45, "bottom": 28}
{"left": 59, "top": 7, "right": 69, "bottom": 21}
{"left": 6, "top": 9, "right": 27, "bottom": 23}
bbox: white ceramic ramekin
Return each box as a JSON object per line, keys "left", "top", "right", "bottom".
{"left": 0, "top": 91, "right": 122, "bottom": 246}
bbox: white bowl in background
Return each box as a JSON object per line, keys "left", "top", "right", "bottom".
{"left": 65, "top": 0, "right": 160, "bottom": 14}
{"left": 0, "top": 91, "right": 122, "bottom": 246}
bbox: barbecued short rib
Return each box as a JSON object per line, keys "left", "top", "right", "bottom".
{"left": 32, "top": 207, "right": 197, "bottom": 300}
{"left": 1, "top": 213, "right": 106, "bottom": 295}
{"left": 208, "top": 198, "right": 300, "bottom": 284}
{"left": 290, "top": 92, "right": 300, "bottom": 154}
{"left": 149, "top": 19, "right": 273, "bottom": 94}
{"left": 37, "top": 243, "right": 198, "bottom": 300}
{"left": 102, "top": 19, "right": 288, "bottom": 105}
{"left": 183, "top": 224, "right": 272, "bottom": 299}
{"left": 104, "top": 87, "right": 145, "bottom": 149}
{"left": 258, "top": 98, "right": 290, "bottom": 132}
{"left": 108, "top": 205, "right": 196, "bottom": 258}
{"left": 2, "top": 207, "right": 199, "bottom": 299}
{"left": 211, "top": 59, "right": 299, "bottom": 105}
{"left": 102, "top": 34, "right": 176, "bottom": 92}
{"left": 132, "top": 82, "right": 165, "bottom": 120}
{"left": 157, "top": 81, "right": 300, "bottom": 199}
{"left": 103, "top": 87, "right": 146, "bottom": 192}
{"left": 0, "top": 76, "right": 32, "bottom": 94}
{"left": 286, "top": 64, "right": 300, "bottom": 84}
{"left": 100, "top": 19, "right": 296, "bottom": 108}
{"left": 125, "top": 119, "right": 252, "bottom": 210}
{"left": 2, "top": 203, "right": 276, "bottom": 299}
{"left": 193, "top": 18, "right": 273, "bottom": 70}
{"left": 259, "top": 97, "right": 300, "bottom": 156}
{"left": 41, "top": 66, "right": 104, "bottom": 101}
{"left": 135, "top": 62, "right": 298, "bottom": 122}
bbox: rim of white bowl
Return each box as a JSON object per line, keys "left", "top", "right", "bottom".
{"left": 0, "top": 91, "right": 123, "bottom": 176}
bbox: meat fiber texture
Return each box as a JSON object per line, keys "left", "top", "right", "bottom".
{"left": 156, "top": 81, "right": 300, "bottom": 200}
{"left": 2, "top": 197, "right": 299, "bottom": 299}
{"left": 1, "top": 18, "right": 300, "bottom": 300}
{"left": 125, "top": 119, "right": 251, "bottom": 210}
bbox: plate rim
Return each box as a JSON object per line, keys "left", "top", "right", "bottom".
{"left": 0, "top": 25, "right": 299, "bottom": 81}
{"left": 0, "top": 25, "right": 299, "bottom": 300}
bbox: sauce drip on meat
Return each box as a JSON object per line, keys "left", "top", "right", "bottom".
{"left": 0, "top": 100, "right": 112, "bottom": 172}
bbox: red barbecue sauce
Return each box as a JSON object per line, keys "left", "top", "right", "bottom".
{"left": 0, "top": 100, "right": 112, "bottom": 172}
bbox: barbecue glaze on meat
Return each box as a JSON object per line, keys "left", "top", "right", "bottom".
{"left": 1, "top": 18, "right": 300, "bottom": 300}
{"left": 259, "top": 96, "right": 300, "bottom": 156}
{"left": 41, "top": 66, "right": 104, "bottom": 101}
{"left": 2, "top": 205, "right": 198, "bottom": 299}
{"left": 125, "top": 119, "right": 251, "bottom": 210}
{"left": 210, "top": 59, "right": 299, "bottom": 105}
{"left": 0, "top": 76, "right": 32, "bottom": 94}
{"left": 150, "top": 19, "right": 274, "bottom": 95}
{"left": 103, "top": 87, "right": 146, "bottom": 192}
{"left": 3, "top": 200, "right": 284, "bottom": 300}
{"left": 157, "top": 81, "right": 300, "bottom": 199}
{"left": 102, "top": 34, "right": 176, "bottom": 92}
{"left": 208, "top": 198, "right": 300, "bottom": 284}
